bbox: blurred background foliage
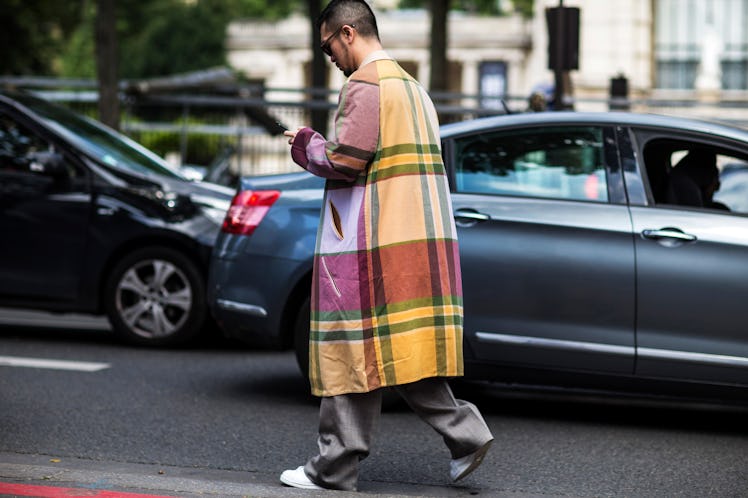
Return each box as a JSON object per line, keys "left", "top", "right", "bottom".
{"left": 1, "top": 0, "right": 534, "bottom": 166}
{"left": 2, "top": 0, "right": 303, "bottom": 79}
{"left": 0, "top": 0, "right": 84, "bottom": 75}
{"left": 1, "top": 0, "right": 532, "bottom": 79}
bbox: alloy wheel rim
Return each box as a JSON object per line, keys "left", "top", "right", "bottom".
{"left": 115, "top": 259, "right": 192, "bottom": 339}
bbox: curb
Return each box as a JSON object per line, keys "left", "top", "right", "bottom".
{"left": 0, "top": 452, "right": 512, "bottom": 498}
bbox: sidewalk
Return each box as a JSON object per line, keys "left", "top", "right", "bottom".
{"left": 0, "top": 452, "right": 539, "bottom": 498}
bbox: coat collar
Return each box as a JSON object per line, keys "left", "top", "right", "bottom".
{"left": 360, "top": 50, "right": 392, "bottom": 68}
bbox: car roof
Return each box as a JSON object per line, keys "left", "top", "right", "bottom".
{"left": 440, "top": 111, "right": 748, "bottom": 143}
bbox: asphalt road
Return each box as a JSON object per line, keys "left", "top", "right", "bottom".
{"left": 1, "top": 309, "right": 747, "bottom": 497}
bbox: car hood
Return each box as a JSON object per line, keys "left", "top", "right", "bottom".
{"left": 142, "top": 175, "right": 234, "bottom": 219}
{"left": 90, "top": 159, "right": 234, "bottom": 220}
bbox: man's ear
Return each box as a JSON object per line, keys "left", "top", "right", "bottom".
{"left": 343, "top": 25, "right": 355, "bottom": 42}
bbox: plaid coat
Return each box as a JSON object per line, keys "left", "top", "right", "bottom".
{"left": 290, "top": 53, "right": 463, "bottom": 397}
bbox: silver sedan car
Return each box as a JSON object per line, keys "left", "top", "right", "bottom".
{"left": 209, "top": 112, "right": 748, "bottom": 402}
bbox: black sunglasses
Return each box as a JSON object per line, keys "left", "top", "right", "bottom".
{"left": 320, "top": 24, "right": 355, "bottom": 56}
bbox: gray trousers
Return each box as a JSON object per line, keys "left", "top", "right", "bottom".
{"left": 303, "top": 377, "right": 494, "bottom": 491}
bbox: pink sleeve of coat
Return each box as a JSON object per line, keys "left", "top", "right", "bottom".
{"left": 290, "top": 78, "right": 380, "bottom": 181}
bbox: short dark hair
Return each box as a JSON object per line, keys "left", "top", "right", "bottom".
{"left": 317, "top": 0, "right": 380, "bottom": 41}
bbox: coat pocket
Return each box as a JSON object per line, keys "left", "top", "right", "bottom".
{"left": 320, "top": 256, "right": 342, "bottom": 298}
{"left": 329, "top": 201, "right": 344, "bottom": 240}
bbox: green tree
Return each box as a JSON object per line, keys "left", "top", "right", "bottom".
{"left": 58, "top": 0, "right": 302, "bottom": 80}
{"left": 55, "top": 0, "right": 301, "bottom": 136}
{"left": 117, "top": 0, "right": 301, "bottom": 79}
{"left": 308, "top": 0, "right": 328, "bottom": 134}
{"left": 96, "top": 0, "right": 120, "bottom": 129}
{"left": 0, "top": 0, "right": 84, "bottom": 75}
{"left": 119, "top": 1, "right": 222, "bottom": 78}
{"left": 512, "top": 0, "right": 535, "bottom": 18}
{"left": 429, "top": 0, "right": 448, "bottom": 95}
{"left": 59, "top": 4, "right": 97, "bottom": 78}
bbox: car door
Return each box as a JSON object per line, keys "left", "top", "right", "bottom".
{"left": 0, "top": 106, "right": 91, "bottom": 301}
{"left": 447, "top": 124, "right": 636, "bottom": 375}
{"left": 628, "top": 129, "right": 748, "bottom": 386}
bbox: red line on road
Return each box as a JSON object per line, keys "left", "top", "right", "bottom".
{"left": 0, "top": 482, "right": 179, "bottom": 498}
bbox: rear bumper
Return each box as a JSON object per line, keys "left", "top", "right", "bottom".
{"left": 207, "top": 250, "right": 311, "bottom": 349}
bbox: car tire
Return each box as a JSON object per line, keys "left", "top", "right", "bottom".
{"left": 104, "top": 247, "right": 206, "bottom": 346}
{"left": 293, "top": 296, "right": 311, "bottom": 379}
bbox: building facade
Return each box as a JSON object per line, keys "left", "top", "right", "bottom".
{"left": 226, "top": 0, "right": 748, "bottom": 118}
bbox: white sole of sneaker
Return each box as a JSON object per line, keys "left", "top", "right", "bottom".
{"left": 452, "top": 439, "right": 493, "bottom": 482}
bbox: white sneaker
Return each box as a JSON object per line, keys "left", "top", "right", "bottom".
{"left": 450, "top": 440, "right": 493, "bottom": 482}
{"left": 280, "top": 466, "right": 324, "bottom": 489}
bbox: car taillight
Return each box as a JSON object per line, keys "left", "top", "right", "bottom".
{"left": 221, "top": 190, "right": 280, "bottom": 236}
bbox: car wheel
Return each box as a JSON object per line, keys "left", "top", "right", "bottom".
{"left": 293, "top": 296, "right": 311, "bottom": 378}
{"left": 105, "top": 247, "right": 206, "bottom": 346}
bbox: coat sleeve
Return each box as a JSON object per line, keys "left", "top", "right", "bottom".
{"left": 290, "top": 78, "right": 380, "bottom": 181}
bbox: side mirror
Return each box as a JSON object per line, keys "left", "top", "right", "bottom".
{"left": 28, "top": 152, "right": 66, "bottom": 177}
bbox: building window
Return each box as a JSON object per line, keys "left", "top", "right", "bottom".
{"left": 478, "top": 61, "right": 507, "bottom": 109}
{"left": 655, "top": 0, "right": 748, "bottom": 90}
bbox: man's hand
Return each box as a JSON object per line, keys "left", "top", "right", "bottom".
{"left": 284, "top": 128, "right": 300, "bottom": 145}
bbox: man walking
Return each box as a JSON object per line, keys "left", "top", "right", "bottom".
{"left": 281, "top": 0, "right": 493, "bottom": 491}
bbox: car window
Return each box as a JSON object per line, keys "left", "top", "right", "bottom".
{"left": 713, "top": 158, "right": 748, "bottom": 213}
{"left": 12, "top": 93, "right": 186, "bottom": 181}
{"left": 641, "top": 138, "right": 748, "bottom": 214}
{"left": 0, "top": 112, "right": 86, "bottom": 203}
{"left": 453, "top": 126, "right": 609, "bottom": 202}
{"left": 0, "top": 114, "right": 51, "bottom": 167}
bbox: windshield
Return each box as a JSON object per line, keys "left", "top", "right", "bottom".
{"left": 13, "top": 92, "right": 185, "bottom": 180}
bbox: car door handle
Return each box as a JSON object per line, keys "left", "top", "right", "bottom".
{"left": 641, "top": 227, "right": 697, "bottom": 242}
{"left": 454, "top": 209, "right": 490, "bottom": 226}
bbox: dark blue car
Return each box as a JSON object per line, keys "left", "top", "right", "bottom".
{"left": 0, "top": 91, "right": 234, "bottom": 346}
{"left": 208, "top": 111, "right": 748, "bottom": 402}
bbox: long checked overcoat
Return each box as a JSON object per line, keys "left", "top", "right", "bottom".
{"left": 290, "top": 52, "right": 463, "bottom": 397}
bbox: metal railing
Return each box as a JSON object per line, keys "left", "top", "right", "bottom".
{"left": 3, "top": 76, "right": 748, "bottom": 181}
